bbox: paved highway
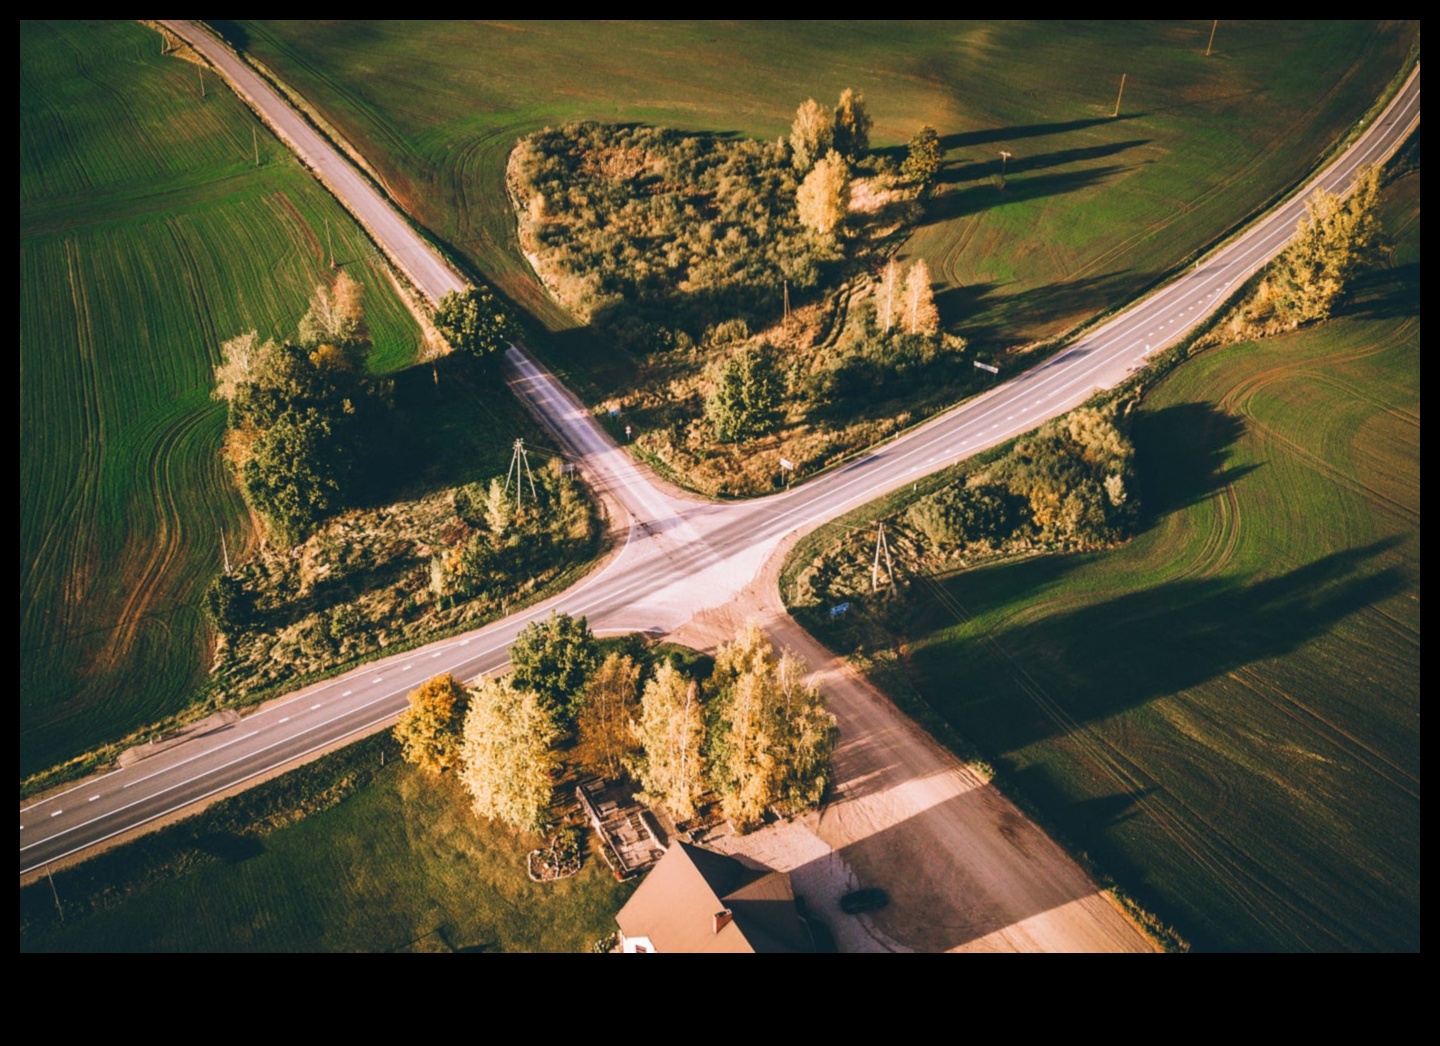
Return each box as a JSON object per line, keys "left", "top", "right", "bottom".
{"left": 20, "top": 24, "right": 1418, "bottom": 889}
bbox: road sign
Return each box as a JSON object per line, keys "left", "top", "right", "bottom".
{"left": 625, "top": 425, "right": 632, "bottom": 440}
{"left": 974, "top": 361, "right": 999, "bottom": 374}
{"left": 830, "top": 602, "right": 850, "bottom": 618}
{"left": 779, "top": 457, "right": 795, "bottom": 471}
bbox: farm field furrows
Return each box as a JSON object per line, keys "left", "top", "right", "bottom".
{"left": 901, "top": 168, "right": 1420, "bottom": 951}
{"left": 237, "top": 20, "right": 1417, "bottom": 388}
{"left": 19, "top": 21, "right": 423, "bottom": 778}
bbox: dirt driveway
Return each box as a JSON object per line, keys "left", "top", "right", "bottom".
{"left": 670, "top": 541, "right": 1156, "bottom": 953}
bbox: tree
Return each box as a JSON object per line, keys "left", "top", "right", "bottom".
{"left": 832, "top": 88, "right": 871, "bottom": 161}
{"left": 704, "top": 622, "right": 838, "bottom": 832}
{"left": 901, "top": 125, "right": 942, "bottom": 186}
{"left": 241, "top": 405, "right": 351, "bottom": 544}
{"left": 903, "top": 258, "right": 939, "bottom": 335}
{"left": 394, "top": 673, "right": 469, "bottom": 775}
{"left": 705, "top": 343, "right": 783, "bottom": 443}
{"left": 789, "top": 97, "right": 834, "bottom": 173}
{"left": 509, "top": 610, "right": 598, "bottom": 724}
{"left": 576, "top": 652, "right": 642, "bottom": 777}
{"left": 213, "top": 330, "right": 272, "bottom": 404}
{"left": 297, "top": 269, "right": 367, "bottom": 365}
{"left": 877, "top": 258, "right": 900, "bottom": 333}
{"left": 796, "top": 150, "right": 851, "bottom": 238}
{"left": 1267, "top": 165, "right": 1383, "bottom": 326}
{"left": 459, "top": 676, "right": 562, "bottom": 833}
{"left": 434, "top": 285, "right": 519, "bottom": 359}
{"left": 629, "top": 662, "right": 707, "bottom": 821}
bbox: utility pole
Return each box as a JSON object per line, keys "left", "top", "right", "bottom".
{"left": 783, "top": 279, "right": 791, "bottom": 327}
{"left": 1112, "top": 73, "right": 1126, "bottom": 118}
{"left": 221, "top": 531, "right": 231, "bottom": 575}
{"left": 326, "top": 218, "right": 335, "bottom": 269}
{"left": 46, "top": 864, "right": 63, "bottom": 924}
{"left": 871, "top": 522, "right": 897, "bottom": 596}
{"left": 1206, "top": 20, "right": 1218, "bottom": 58}
{"left": 505, "top": 438, "right": 539, "bottom": 511}
{"left": 199, "top": 65, "right": 205, "bottom": 99}
{"left": 253, "top": 126, "right": 260, "bottom": 167}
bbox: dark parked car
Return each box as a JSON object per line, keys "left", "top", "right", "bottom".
{"left": 839, "top": 888, "right": 890, "bottom": 914}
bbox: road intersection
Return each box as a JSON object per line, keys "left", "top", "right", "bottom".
{"left": 21, "top": 24, "right": 1418, "bottom": 949}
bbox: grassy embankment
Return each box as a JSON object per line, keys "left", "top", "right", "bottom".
{"left": 792, "top": 161, "right": 1420, "bottom": 951}
{"left": 237, "top": 20, "right": 1415, "bottom": 399}
{"left": 19, "top": 732, "right": 636, "bottom": 952}
{"left": 19, "top": 20, "right": 555, "bottom": 781}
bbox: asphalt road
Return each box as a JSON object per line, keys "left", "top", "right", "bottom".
{"left": 20, "top": 25, "right": 1418, "bottom": 903}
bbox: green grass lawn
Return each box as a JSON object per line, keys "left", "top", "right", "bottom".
{"left": 20, "top": 20, "right": 425, "bottom": 777}
{"left": 900, "top": 168, "right": 1420, "bottom": 951}
{"left": 21, "top": 744, "right": 634, "bottom": 952}
{"left": 236, "top": 20, "right": 1415, "bottom": 391}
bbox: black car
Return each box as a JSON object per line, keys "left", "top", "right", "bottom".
{"left": 839, "top": 888, "right": 890, "bottom": 914}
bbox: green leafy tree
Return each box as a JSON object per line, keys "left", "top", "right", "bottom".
{"left": 901, "top": 125, "right": 942, "bottom": 186}
{"left": 202, "top": 572, "right": 254, "bottom": 632}
{"left": 629, "top": 662, "right": 707, "bottom": 821}
{"left": 705, "top": 343, "right": 783, "bottom": 443}
{"left": 394, "top": 673, "right": 469, "bottom": 775}
{"left": 705, "top": 622, "right": 838, "bottom": 832}
{"left": 459, "top": 676, "right": 562, "bottom": 833}
{"left": 241, "top": 406, "right": 352, "bottom": 544}
{"left": 434, "top": 285, "right": 519, "bottom": 359}
{"left": 789, "top": 97, "right": 834, "bottom": 173}
{"left": 1267, "top": 165, "right": 1383, "bottom": 326}
{"left": 509, "top": 610, "right": 599, "bottom": 724}
{"left": 832, "top": 88, "right": 872, "bottom": 160}
{"left": 796, "top": 150, "right": 851, "bottom": 238}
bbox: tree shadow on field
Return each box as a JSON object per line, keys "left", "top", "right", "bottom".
{"left": 937, "top": 139, "right": 1152, "bottom": 186}
{"left": 1131, "top": 402, "right": 1258, "bottom": 521}
{"left": 912, "top": 539, "right": 1406, "bottom": 755}
{"left": 939, "top": 115, "right": 1147, "bottom": 152}
{"left": 1335, "top": 262, "right": 1421, "bottom": 324}
{"left": 193, "top": 831, "right": 265, "bottom": 864}
{"left": 935, "top": 268, "right": 1137, "bottom": 351}
{"left": 919, "top": 164, "right": 1136, "bottom": 228}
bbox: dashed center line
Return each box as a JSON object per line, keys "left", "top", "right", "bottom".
{"left": 279, "top": 717, "right": 290, "bottom": 724}
{"left": 88, "top": 796, "right": 100, "bottom": 802}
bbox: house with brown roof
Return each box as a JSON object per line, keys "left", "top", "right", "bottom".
{"left": 614, "top": 841, "right": 814, "bottom": 953}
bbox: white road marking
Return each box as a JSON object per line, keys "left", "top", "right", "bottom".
{"left": 51, "top": 811, "right": 63, "bottom": 818}
{"left": 89, "top": 796, "right": 99, "bottom": 802}
{"left": 402, "top": 664, "right": 413, "bottom": 671}
{"left": 279, "top": 717, "right": 290, "bottom": 724}
{"left": 312, "top": 703, "right": 323, "bottom": 709}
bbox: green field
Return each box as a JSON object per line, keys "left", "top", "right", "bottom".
{"left": 237, "top": 20, "right": 1415, "bottom": 388}
{"left": 17, "top": 21, "right": 436, "bottom": 778}
{"left": 20, "top": 738, "right": 635, "bottom": 952}
{"left": 898, "top": 169, "right": 1420, "bottom": 951}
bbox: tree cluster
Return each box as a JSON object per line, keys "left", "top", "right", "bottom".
{"left": 434, "top": 285, "right": 520, "bottom": 360}
{"left": 1258, "top": 165, "right": 1383, "bottom": 329}
{"left": 903, "top": 402, "right": 1137, "bottom": 554}
{"left": 214, "top": 271, "right": 384, "bottom": 545}
{"left": 397, "top": 617, "right": 837, "bottom": 838}
{"left": 788, "top": 88, "right": 871, "bottom": 172}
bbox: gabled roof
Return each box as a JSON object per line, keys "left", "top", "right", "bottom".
{"left": 615, "top": 841, "right": 812, "bottom": 953}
